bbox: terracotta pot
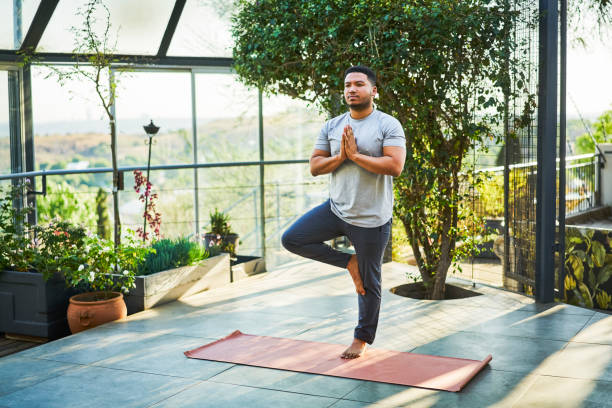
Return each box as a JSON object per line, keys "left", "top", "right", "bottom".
{"left": 67, "top": 291, "right": 127, "bottom": 334}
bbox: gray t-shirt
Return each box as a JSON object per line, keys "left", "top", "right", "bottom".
{"left": 315, "top": 109, "right": 405, "bottom": 227}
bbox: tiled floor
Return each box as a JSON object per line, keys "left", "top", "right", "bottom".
{"left": 1, "top": 260, "right": 611, "bottom": 407}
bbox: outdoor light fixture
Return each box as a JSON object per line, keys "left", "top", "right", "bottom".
{"left": 142, "top": 119, "right": 160, "bottom": 240}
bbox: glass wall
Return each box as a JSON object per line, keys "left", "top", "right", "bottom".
{"left": 115, "top": 71, "right": 193, "bottom": 166}
{"left": 263, "top": 163, "right": 328, "bottom": 267}
{"left": 1, "top": 0, "right": 40, "bottom": 49}
{"left": 19, "top": 65, "right": 327, "bottom": 266}
{"left": 263, "top": 93, "right": 326, "bottom": 161}
{"left": 0, "top": 70, "right": 10, "bottom": 176}
{"left": 168, "top": 0, "right": 233, "bottom": 57}
{"left": 194, "top": 72, "right": 259, "bottom": 163}
{"left": 37, "top": 0, "right": 175, "bottom": 54}
{"left": 31, "top": 66, "right": 112, "bottom": 174}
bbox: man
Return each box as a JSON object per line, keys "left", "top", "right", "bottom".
{"left": 281, "top": 65, "right": 406, "bottom": 359}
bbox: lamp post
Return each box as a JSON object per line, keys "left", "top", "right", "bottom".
{"left": 142, "top": 120, "right": 160, "bottom": 241}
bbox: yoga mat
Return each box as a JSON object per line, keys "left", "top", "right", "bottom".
{"left": 184, "top": 330, "right": 492, "bottom": 392}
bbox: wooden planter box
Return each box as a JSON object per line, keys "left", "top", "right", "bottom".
{"left": 112, "top": 253, "right": 231, "bottom": 315}
{"left": 0, "top": 270, "right": 78, "bottom": 340}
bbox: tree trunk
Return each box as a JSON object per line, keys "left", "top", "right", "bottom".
{"left": 110, "top": 119, "right": 121, "bottom": 247}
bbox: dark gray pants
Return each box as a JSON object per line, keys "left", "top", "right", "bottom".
{"left": 281, "top": 200, "right": 391, "bottom": 344}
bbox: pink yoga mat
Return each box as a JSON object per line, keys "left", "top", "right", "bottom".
{"left": 184, "top": 330, "right": 492, "bottom": 392}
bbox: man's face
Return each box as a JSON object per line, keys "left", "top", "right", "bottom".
{"left": 344, "top": 72, "right": 377, "bottom": 110}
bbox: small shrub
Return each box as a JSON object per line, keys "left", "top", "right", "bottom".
{"left": 137, "top": 237, "right": 209, "bottom": 276}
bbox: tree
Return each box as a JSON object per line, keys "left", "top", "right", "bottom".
{"left": 95, "top": 188, "right": 111, "bottom": 240}
{"left": 233, "top": 0, "right": 531, "bottom": 299}
{"left": 574, "top": 108, "right": 612, "bottom": 155}
{"left": 19, "top": 0, "right": 134, "bottom": 249}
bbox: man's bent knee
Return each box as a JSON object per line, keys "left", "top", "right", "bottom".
{"left": 281, "top": 230, "right": 298, "bottom": 253}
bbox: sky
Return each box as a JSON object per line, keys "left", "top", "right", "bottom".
{"left": 0, "top": 1, "right": 611, "bottom": 126}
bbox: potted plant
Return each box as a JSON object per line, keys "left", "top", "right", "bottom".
{"left": 63, "top": 232, "right": 152, "bottom": 334}
{"left": 204, "top": 208, "right": 239, "bottom": 257}
{"left": 0, "top": 184, "right": 85, "bottom": 339}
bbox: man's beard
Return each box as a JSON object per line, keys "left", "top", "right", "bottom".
{"left": 347, "top": 98, "right": 372, "bottom": 111}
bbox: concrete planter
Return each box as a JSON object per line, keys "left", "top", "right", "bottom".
{"left": 111, "top": 253, "right": 230, "bottom": 315}
{"left": 0, "top": 270, "right": 78, "bottom": 339}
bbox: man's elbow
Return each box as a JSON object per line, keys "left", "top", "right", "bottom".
{"left": 309, "top": 162, "right": 318, "bottom": 177}
{"left": 391, "top": 163, "right": 404, "bottom": 177}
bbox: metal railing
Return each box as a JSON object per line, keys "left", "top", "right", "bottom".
{"left": 467, "top": 152, "right": 601, "bottom": 219}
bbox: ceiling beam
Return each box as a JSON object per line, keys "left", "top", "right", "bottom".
{"left": 0, "top": 50, "right": 232, "bottom": 68}
{"left": 157, "top": 0, "right": 187, "bottom": 57}
{"left": 19, "top": 0, "right": 59, "bottom": 51}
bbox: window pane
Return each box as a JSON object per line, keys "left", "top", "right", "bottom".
{"left": 0, "top": 71, "right": 9, "bottom": 175}
{"left": 198, "top": 167, "right": 259, "bottom": 255}
{"left": 115, "top": 71, "right": 193, "bottom": 167}
{"left": 32, "top": 66, "right": 111, "bottom": 173}
{"left": 263, "top": 94, "right": 326, "bottom": 161}
{"left": 121, "top": 169, "right": 195, "bottom": 239}
{"left": 37, "top": 0, "right": 175, "bottom": 54}
{"left": 264, "top": 163, "right": 328, "bottom": 268}
{"left": 195, "top": 73, "right": 258, "bottom": 163}
{"left": 168, "top": 0, "right": 233, "bottom": 57}
{"left": 0, "top": 1, "right": 40, "bottom": 49}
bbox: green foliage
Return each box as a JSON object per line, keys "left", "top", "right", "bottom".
{"left": 37, "top": 180, "right": 96, "bottom": 229}
{"left": 137, "top": 237, "right": 209, "bottom": 276}
{"left": 1, "top": 184, "right": 152, "bottom": 293}
{"left": 0, "top": 184, "right": 36, "bottom": 272}
{"left": 208, "top": 208, "right": 232, "bottom": 235}
{"left": 95, "top": 188, "right": 111, "bottom": 239}
{"left": 564, "top": 227, "right": 612, "bottom": 310}
{"left": 63, "top": 232, "right": 153, "bottom": 296}
{"left": 574, "top": 109, "right": 612, "bottom": 155}
{"left": 232, "top": 0, "right": 532, "bottom": 298}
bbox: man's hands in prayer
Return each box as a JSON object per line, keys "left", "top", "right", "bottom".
{"left": 342, "top": 125, "right": 358, "bottom": 160}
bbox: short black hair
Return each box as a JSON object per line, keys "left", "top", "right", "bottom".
{"left": 344, "top": 65, "right": 376, "bottom": 86}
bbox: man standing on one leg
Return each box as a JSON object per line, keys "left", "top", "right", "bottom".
{"left": 281, "top": 65, "right": 406, "bottom": 359}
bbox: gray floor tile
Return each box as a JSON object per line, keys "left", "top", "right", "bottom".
{"left": 0, "top": 365, "right": 197, "bottom": 408}
{"left": 329, "top": 400, "right": 391, "bottom": 408}
{"left": 572, "top": 313, "right": 612, "bottom": 345}
{"left": 342, "top": 368, "right": 538, "bottom": 408}
{"left": 410, "top": 331, "right": 566, "bottom": 374}
{"left": 16, "top": 326, "right": 176, "bottom": 365}
{"left": 0, "top": 356, "right": 78, "bottom": 396}
{"left": 535, "top": 342, "right": 612, "bottom": 381}
{"left": 149, "top": 380, "right": 338, "bottom": 408}
{"left": 459, "top": 308, "right": 593, "bottom": 341}
{"left": 91, "top": 334, "right": 234, "bottom": 380}
{"left": 513, "top": 376, "right": 612, "bottom": 408}
{"left": 109, "top": 309, "right": 318, "bottom": 339}
{"left": 208, "top": 365, "right": 362, "bottom": 398}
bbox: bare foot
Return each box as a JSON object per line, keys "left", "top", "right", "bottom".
{"left": 341, "top": 338, "right": 367, "bottom": 359}
{"left": 347, "top": 254, "right": 366, "bottom": 295}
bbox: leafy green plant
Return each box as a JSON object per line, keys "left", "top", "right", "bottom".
{"left": 137, "top": 237, "right": 209, "bottom": 276}
{"left": 1, "top": 184, "right": 152, "bottom": 297}
{"left": 232, "top": 0, "right": 532, "bottom": 299}
{"left": 564, "top": 227, "right": 612, "bottom": 310}
{"left": 37, "top": 180, "right": 96, "bottom": 228}
{"left": 0, "top": 184, "right": 35, "bottom": 272}
{"left": 208, "top": 208, "right": 232, "bottom": 235}
{"left": 64, "top": 232, "right": 153, "bottom": 299}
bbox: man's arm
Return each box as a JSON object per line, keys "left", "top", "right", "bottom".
{"left": 344, "top": 125, "right": 406, "bottom": 177}
{"left": 309, "top": 149, "right": 345, "bottom": 176}
{"left": 350, "top": 147, "right": 405, "bottom": 177}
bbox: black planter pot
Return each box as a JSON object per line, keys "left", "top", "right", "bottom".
{"left": 0, "top": 270, "right": 78, "bottom": 339}
{"left": 204, "top": 233, "right": 239, "bottom": 254}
